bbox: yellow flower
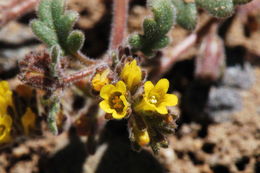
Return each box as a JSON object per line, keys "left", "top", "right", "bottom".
{"left": 92, "top": 69, "right": 110, "bottom": 91}
{"left": 99, "top": 81, "right": 129, "bottom": 119}
{"left": 0, "top": 81, "right": 13, "bottom": 116}
{"left": 135, "top": 129, "right": 150, "bottom": 146}
{"left": 21, "top": 108, "right": 36, "bottom": 135}
{"left": 120, "top": 59, "right": 142, "bottom": 92}
{"left": 134, "top": 79, "right": 178, "bottom": 114}
{"left": 0, "top": 114, "right": 12, "bottom": 143}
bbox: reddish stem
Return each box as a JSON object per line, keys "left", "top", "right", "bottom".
{"left": 109, "top": 0, "right": 129, "bottom": 50}
{"left": 62, "top": 68, "right": 94, "bottom": 84}
{"left": 0, "top": 0, "right": 39, "bottom": 27}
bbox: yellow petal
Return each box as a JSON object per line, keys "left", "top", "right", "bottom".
{"left": 134, "top": 98, "right": 156, "bottom": 113}
{"left": 163, "top": 94, "right": 178, "bottom": 106}
{"left": 115, "top": 81, "right": 126, "bottom": 94}
{"left": 100, "top": 84, "right": 115, "bottom": 99}
{"left": 153, "top": 78, "right": 169, "bottom": 95}
{"left": 120, "top": 95, "right": 129, "bottom": 108}
{"left": 156, "top": 105, "right": 168, "bottom": 114}
{"left": 112, "top": 112, "right": 124, "bottom": 119}
{"left": 99, "top": 100, "right": 114, "bottom": 113}
{"left": 3, "top": 114, "right": 12, "bottom": 127}
{"left": 144, "top": 81, "right": 154, "bottom": 97}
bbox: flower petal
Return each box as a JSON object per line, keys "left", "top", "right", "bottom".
{"left": 153, "top": 78, "right": 169, "bottom": 95}
{"left": 163, "top": 94, "right": 178, "bottom": 106}
{"left": 156, "top": 105, "right": 168, "bottom": 114}
{"left": 100, "top": 84, "right": 115, "bottom": 99}
{"left": 112, "top": 111, "right": 126, "bottom": 119}
{"left": 120, "top": 95, "right": 129, "bottom": 108}
{"left": 144, "top": 81, "right": 154, "bottom": 97}
{"left": 116, "top": 81, "right": 127, "bottom": 94}
{"left": 99, "top": 100, "right": 114, "bottom": 113}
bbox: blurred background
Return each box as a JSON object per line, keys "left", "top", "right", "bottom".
{"left": 0, "top": 0, "right": 259, "bottom": 172}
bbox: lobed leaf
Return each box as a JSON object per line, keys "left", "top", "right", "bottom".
{"left": 30, "top": 20, "right": 58, "bottom": 47}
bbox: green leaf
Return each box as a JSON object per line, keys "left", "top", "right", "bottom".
{"left": 38, "top": 0, "right": 54, "bottom": 29}
{"left": 51, "top": 0, "right": 65, "bottom": 22}
{"left": 30, "top": 20, "right": 58, "bottom": 47}
{"left": 128, "top": 34, "right": 143, "bottom": 50}
{"left": 55, "top": 11, "right": 79, "bottom": 47}
{"left": 143, "top": 18, "right": 158, "bottom": 40}
{"left": 151, "top": 0, "right": 175, "bottom": 34}
{"left": 195, "top": 0, "right": 234, "bottom": 18}
{"left": 172, "top": 0, "right": 197, "bottom": 30}
{"left": 129, "top": 0, "right": 175, "bottom": 56}
{"left": 151, "top": 36, "right": 169, "bottom": 49}
{"left": 66, "top": 30, "right": 85, "bottom": 54}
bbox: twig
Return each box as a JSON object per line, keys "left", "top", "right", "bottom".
{"left": 0, "top": 0, "right": 39, "bottom": 27}
{"left": 109, "top": 0, "right": 129, "bottom": 50}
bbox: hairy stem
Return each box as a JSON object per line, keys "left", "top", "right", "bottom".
{"left": 62, "top": 67, "right": 95, "bottom": 84}
{"left": 109, "top": 0, "right": 129, "bottom": 50}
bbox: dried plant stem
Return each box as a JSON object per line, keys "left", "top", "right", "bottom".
{"left": 109, "top": 0, "right": 129, "bottom": 50}
{"left": 0, "top": 0, "right": 39, "bottom": 27}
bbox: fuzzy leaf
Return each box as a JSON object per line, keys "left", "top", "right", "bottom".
{"left": 151, "top": 36, "right": 169, "bottom": 49}
{"left": 56, "top": 11, "right": 79, "bottom": 47}
{"left": 143, "top": 18, "right": 158, "bottom": 40}
{"left": 66, "top": 31, "right": 85, "bottom": 54}
{"left": 129, "top": 0, "right": 175, "bottom": 56}
{"left": 30, "top": 20, "right": 58, "bottom": 47}
{"left": 150, "top": 0, "right": 175, "bottom": 34}
{"left": 51, "top": 0, "right": 65, "bottom": 22}
{"left": 195, "top": 0, "right": 234, "bottom": 18}
{"left": 38, "top": 0, "right": 54, "bottom": 29}
{"left": 172, "top": 0, "right": 197, "bottom": 30}
{"left": 128, "top": 34, "right": 143, "bottom": 50}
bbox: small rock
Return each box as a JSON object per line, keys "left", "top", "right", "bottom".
{"left": 222, "top": 62, "right": 254, "bottom": 89}
{"left": 206, "top": 87, "right": 242, "bottom": 123}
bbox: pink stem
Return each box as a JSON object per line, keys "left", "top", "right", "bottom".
{"left": 62, "top": 68, "right": 94, "bottom": 84}
{"left": 109, "top": 0, "right": 129, "bottom": 50}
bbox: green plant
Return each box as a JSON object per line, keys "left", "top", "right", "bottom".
{"left": 9, "top": 0, "right": 253, "bottom": 153}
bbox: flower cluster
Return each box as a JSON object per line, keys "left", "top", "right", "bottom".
{"left": 95, "top": 58, "right": 178, "bottom": 151}
{"left": 0, "top": 81, "right": 38, "bottom": 144}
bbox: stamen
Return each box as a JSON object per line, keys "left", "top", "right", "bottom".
{"left": 149, "top": 95, "right": 158, "bottom": 104}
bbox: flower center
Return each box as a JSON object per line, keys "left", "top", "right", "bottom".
{"left": 109, "top": 92, "right": 124, "bottom": 113}
{"left": 149, "top": 95, "right": 158, "bottom": 105}
{"left": 0, "top": 125, "right": 6, "bottom": 137}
